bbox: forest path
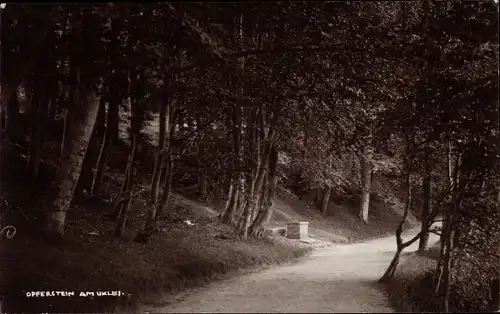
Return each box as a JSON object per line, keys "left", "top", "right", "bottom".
{"left": 140, "top": 224, "right": 440, "bottom": 313}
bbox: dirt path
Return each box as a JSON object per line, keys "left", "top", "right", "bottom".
{"left": 140, "top": 226, "right": 440, "bottom": 313}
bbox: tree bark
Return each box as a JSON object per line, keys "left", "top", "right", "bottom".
{"left": 155, "top": 147, "right": 174, "bottom": 221}
{"left": 252, "top": 170, "right": 268, "bottom": 223}
{"left": 442, "top": 213, "right": 454, "bottom": 313}
{"left": 44, "top": 85, "right": 101, "bottom": 239}
{"left": 61, "top": 64, "right": 80, "bottom": 159}
{"left": 76, "top": 96, "right": 106, "bottom": 195}
{"left": 250, "top": 145, "right": 278, "bottom": 237}
{"left": 221, "top": 181, "right": 239, "bottom": 224}
{"left": 150, "top": 83, "right": 169, "bottom": 204}
{"left": 379, "top": 145, "right": 418, "bottom": 282}
{"left": 198, "top": 162, "right": 208, "bottom": 198}
{"left": 220, "top": 103, "right": 242, "bottom": 223}
{"left": 114, "top": 134, "right": 137, "bottom": 237}
{"left": 238, "top": 103, "right": 279, "bottom": 239}
{"left": 418, "top": 148, "right": 432, "bottom": 253}
{"left": 90, "top": 95, "right": 119, "bottom": 195}
{"left": 94, "top": 96, "right": 107, "bottom": 137}
{"left": 321, "top": 186, "right": 332, "bottom": 214}
{"left": 153, "top": 118, "right": 176, "bottom": 223}
{"left": 359, "top": 147, "right": 373, "bottom": 224}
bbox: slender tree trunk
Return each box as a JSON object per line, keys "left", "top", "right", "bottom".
{"left": 113, "top": 134, "right": 135, "bottom": 219}
{"left": 153, "top": 118, "right": 176, "bottom": 222}
{"left": 321, "top": 187, "right": 332, "bottom": 214}
{"left": 252, "top": 171, "right": 268, "bottom": 223}
{"left": 221, "top": 182, "right": 235, "bottom": 223}
{"left": 90, "top": 96, "right": 119, "bottom": 195}
{"left": 44, "top": 85, "right": 101, "bottom": 240}
{"left": 198, "top": 168, "right": 207, "bottom": 198}
{"left": 61, "top": 108, "right": 68, "bottom": 158}
{"left": 61, "top": 65, "right": 80, "bottom": 159}
{"left": 379, "top": 146, "right": 416, "bottom": 282}
{"left": 433, "top": 236, "right": 446, "bottom": 294}
{"left": 220, "top": 104, "right": 242, "bottom": 223}
{"left": 442, "top": 213, "right": 454, "bottom": 313}
{"left": 114, "top": 134, "right": 137, "bottom": 237}
{"left": 150, "top": 85, "right": 169, "bottom": 204}
{"left": 435, "top": 141, "right": 456, "bottom": 292}
{"left": 155, "top": 147, "right": 174, "bottom": 221}
{"left": 419, "top": 149, "right": 432, "bottom": 253}
{"left": 221, "top": 182, "right": 240, "bottom": 224}
{"left": 359, "top": 147, "right": 373, "bottom": 224}
{"left": 94, "top": 96, "right": 106, "bottom": 137}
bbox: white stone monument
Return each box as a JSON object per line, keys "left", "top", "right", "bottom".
{"left": 286, "top": 222, "right": 309, "bottom": 240}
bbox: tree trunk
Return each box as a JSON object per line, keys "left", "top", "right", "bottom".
{"left": 153, "top": 118, "right": 177, "bottom": 223}
{"left": 418, "top": 149, "right": 432, "bottom": 253}
{"left": 220, "top": 104, "right": 242, "bottom": 223}
{"left": 434, "top": 141, "right": 456, "bottom": 294}
{"left": 114, "top": 134, "right": 137, "bottom": 238}
{"left": 321, "top": 187, "right": 332, "bottom": 214}
{"left": 253, "top": 171, "right": 269, "bottom": 223}
{"left": 61, "top": 64, "right": 80, "bottom": 159}
{"left": 90, "top": 95, "right": 119, "bottom": 195}
{"left": 379, "top": 149, "right": 417, "bottom": 282}
{"left": 250, "top": 146, "right": 278, "bottom": 237}
{"left": 239, "top": 123, "right": 276, "bottom": 239}
{"left": 114, "top": 190, "right": 134, "bottom": 238}
{"left": 76, "top": 97, "right": 106, "bottom": 195}
{"left": 442, "top": 212, "right": 455, "bottom": 312}
{"left": 359, "top": 148, "right": 373, "bottom": 224}
{"left": 94, "top": 96, "right": 106, "bottom": 137}
{"left": 221, "top": 181, "right": 239, "bottom": 224}
{"left": 433, "top": 232, "right": 446, "bottom": 294}
{"left": 44, "top": 86, "right": 101, "bottom": 240}
{"left": 155, "top": 149, "right": 174, "bottom": 221}
{"left": 381, "top": 247, "right": 404, "bottom": 280}
{"left": 198, "top": 169, "right": 208, "bottom": 198}
{"left": 238, "top": 103, "right": 274, "bottom": 238}
{"left": 150, "top": 85, "right": 169, "bottom": 204}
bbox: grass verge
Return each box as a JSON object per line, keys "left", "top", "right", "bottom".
{"left": 384, "top": 244, "right": 492, "bottom": 312}
{"left": 0, "top": 203, "right": 311, "bottom": 313}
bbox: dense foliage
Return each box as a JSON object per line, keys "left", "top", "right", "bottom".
{"left": 1, "top": 1, "right": 498, "bottom": 312}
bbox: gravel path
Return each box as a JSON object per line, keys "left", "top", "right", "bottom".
{"left": 141, "top": 226, "right": 440, "bottom": 313}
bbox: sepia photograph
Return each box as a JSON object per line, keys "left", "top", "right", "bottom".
{"left": 0, "top": 1, "right": 499, "bottom": 313}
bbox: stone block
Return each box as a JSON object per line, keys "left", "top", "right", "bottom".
{"left": 287, "top": 222, "right": 309, "bottom": 240}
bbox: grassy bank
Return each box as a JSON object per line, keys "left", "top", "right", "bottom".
{"left": 385, "top": 245, "right": 492, "bottom": 312}
{"left": 0, "top": 198, "right": 311, "bottom": 313}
